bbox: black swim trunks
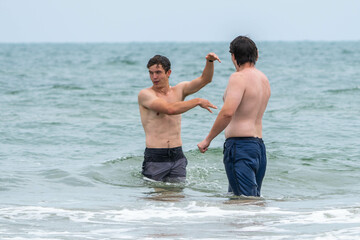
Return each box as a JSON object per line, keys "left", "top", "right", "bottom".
{"left": 142, "top": 146, "right": 188, "bottom": 182}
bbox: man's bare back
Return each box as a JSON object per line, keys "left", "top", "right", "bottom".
{"left": 224, "top": 67, "right": 271, "bottom": 139}
{"left": 197, "top": 62, "right": 270, "bottom": 152}
{"left": 197, "top": 36, "right": 270, "bottom": 196}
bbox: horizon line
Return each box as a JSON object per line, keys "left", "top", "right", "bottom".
{"left": 0, "top": 39, "right": 359, "bottom": 44}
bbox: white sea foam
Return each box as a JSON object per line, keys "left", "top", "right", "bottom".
{"left": 4, "top": 204, "right": 358, "bottom": 224}
{"left": 1, "top": 204, "right": 360, "bottom": 239}
{"left": 0, "top": 204, "right": 292, "bottom": 223}
{"left": 296, "top": 226, "right": 360, "bottom": 240}
{"left": 277, "top": 208, "right": 360, "bottom": 225}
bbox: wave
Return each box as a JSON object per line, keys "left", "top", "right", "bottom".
{"left": 326, "top": 86, "right": 360, "bottom": 94}
{"left": 341, "top": 49, "right": 354, "bottom": 55}
{"left": 2, "top": 204, "right": 360, "bottom": 239}
{"left": 0, "top": 176, "right": 26, "bottom": 191}
{"left": 84, "top": 155, "right": 144, "bottom": 188}
{"left": 106, "top": 57, "right": 137, "bottom": 66}
{"left": 83, "top": 150, "right": 226, "bottom": 193}
{"left": 38, "top": 168, "right": 95, "bottom": 187}
{"left": 52, "top": 84, "right": 85, "bottom": 90}
{"left": 5, "top": 90, "right": 24, "bottom": 95}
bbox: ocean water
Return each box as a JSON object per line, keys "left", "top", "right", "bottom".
{"left": 1, "top": 41, "right": 360, "bottom": 239}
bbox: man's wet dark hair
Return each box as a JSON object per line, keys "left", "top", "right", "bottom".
{"left": 147, "top": 55, "right": 171, "bottom": 72}
{"left": 229, "top": 36, "right": 258, "bottom": 66}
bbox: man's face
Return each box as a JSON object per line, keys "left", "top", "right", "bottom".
{"left": 148, "top": 64, "right": 171, "bottom": 86}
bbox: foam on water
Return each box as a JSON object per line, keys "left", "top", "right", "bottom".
{"left": 1, "top": 203, "right": 360, "bottom": 239}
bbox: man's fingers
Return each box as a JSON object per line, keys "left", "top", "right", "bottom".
{"left": 198, "top": 141, "right": 209, "bottom": 153}
{"left": 206, "top": 107, "right": 213, "bottom": 113}
{"left": 207, "top": 53, "right": 221, "bottom": 63}
{"left": 213, "top": 55, "right": 221, "bottom": 63}
{"left": 200, "top": 147, "right": 208, "bottom": 153}
{"left": 212, "top": 54, "right": 221, "bottom": 63}
{"left": 201, "top": 102, "right": 217, "bottom": 113}
{"left": 210, "top": 104, "right": 217, "bottom": 109}
{"left": 197, "top": 144, "right": 205, "bottom": 153}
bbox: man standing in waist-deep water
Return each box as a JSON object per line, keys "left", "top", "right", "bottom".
{"left": 138, "top": 53, "right": 221, "bottom": 182}
{"left": 198, "top": 36, "right": 271, "bottom": 197}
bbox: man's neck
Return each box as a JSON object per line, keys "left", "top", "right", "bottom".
{"left": 152, "top": 84, "right": 171, "bottom": 95}
{"left": 236, "top": 62, "right": 255, "bottom": 71}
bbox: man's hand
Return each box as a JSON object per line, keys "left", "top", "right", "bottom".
{"left": 197, "top": 139, "right": 211, "bottom": 153}
{"left": 198, "top": 99, "right": 217, "bottom": 113}
{"left": 206, "top": 52, "right": 221, "bottom": 63}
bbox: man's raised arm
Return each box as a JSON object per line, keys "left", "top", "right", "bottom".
{"left": 180, "top": 53, "right": 221, "bottom": 98}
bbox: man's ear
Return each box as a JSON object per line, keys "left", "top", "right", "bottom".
{"left": 231, "top": 53, "right": 237, "bottom": 65}
{"left": 166, "top": 69, "right": 172, "bottom": 78}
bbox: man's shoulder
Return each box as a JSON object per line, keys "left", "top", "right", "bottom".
{"left": 228, "top": 72, "right": 247, "bottom": 85}
{"left": 230, "top": 69, "right": 267, "bottom": 81}
{"left": 138, "top": 87, "right": 154, "bottom": 96}
{"left": 173, "top": 81, "right": 188, "bottom": 89}
{"left": 230, "top": 72, "right": 243, "bottom": 79}
{"left": 170, "top": 82, "right": 189, "bottom": 96}
{"left": 138, "top": 87, "right": 156, "bottom": 105}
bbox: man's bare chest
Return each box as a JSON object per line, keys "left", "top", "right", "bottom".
{"left": 156, "top": 89, "right": 183, "bottom": 103}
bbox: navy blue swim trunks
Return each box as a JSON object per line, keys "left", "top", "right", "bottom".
{"left": 223, "top": 137, "right": 267, "bottom": 197}
{"left": 142, "top": 146, "right": 187, "bottom": 182}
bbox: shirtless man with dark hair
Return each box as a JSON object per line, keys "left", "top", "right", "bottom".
{"left": 198, "top": 36, "right": 271, "bottom": 197}
{"left": 138, "top": 53, "right": 220, "bottom": 182}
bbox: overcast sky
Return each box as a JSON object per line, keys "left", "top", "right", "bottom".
{"left": 1, "top": 0, "right": 359, "bottom": 42}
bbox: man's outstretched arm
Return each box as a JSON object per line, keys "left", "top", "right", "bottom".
{"left": 197, "top": 74, "right": 245, "bottom": 153}
{"left": 180, "top": 53, "right": 221, "bottom": 98}
{"left": 138, "top": 89, "right": 217, "bottom": 115}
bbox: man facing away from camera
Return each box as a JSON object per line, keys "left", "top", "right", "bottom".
{"left": 138, "top": 53, "right": 221, "bottom": 182}
{"left": 198, "top": 36, "right": 271, "bottom": 197}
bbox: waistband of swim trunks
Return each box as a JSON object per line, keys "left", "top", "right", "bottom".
{"left": 145, "top": 146, "right": 183, "bottom": 154}
{"left": 226, "top": 137, "right": 263, "bottom": 142}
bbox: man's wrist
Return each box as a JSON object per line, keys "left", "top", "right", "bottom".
{"left": 208, "top": 60, "right": 214, "bottom": 62}
{"left": 195, "top": 98, "right": 201, "bottom": 106}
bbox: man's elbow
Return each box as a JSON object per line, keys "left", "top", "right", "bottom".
{"left": 166, "top": 107, "right": 178, "bottom": 115}
{"left": 202, "top": 77, "right": 212, "bottom": 85}
{"left": 198, "top": 75, "right": 212, "bottom": 85}
{"left": 221, "top": 110, "right": 234, "bottom": 119}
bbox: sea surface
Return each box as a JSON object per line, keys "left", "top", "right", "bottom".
{"left": 1, "top": 41, "right": 360, "bottom": 239}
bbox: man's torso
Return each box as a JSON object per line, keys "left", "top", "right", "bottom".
{"left": 139, "top": 85, "right": 184, "bottom": 148}
{"left": 224, "top": 68, "right": 271, "bottom": 139}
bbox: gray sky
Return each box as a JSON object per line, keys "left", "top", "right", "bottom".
{"left": 1, "top": 0, "right": 359, "bottom": 42}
